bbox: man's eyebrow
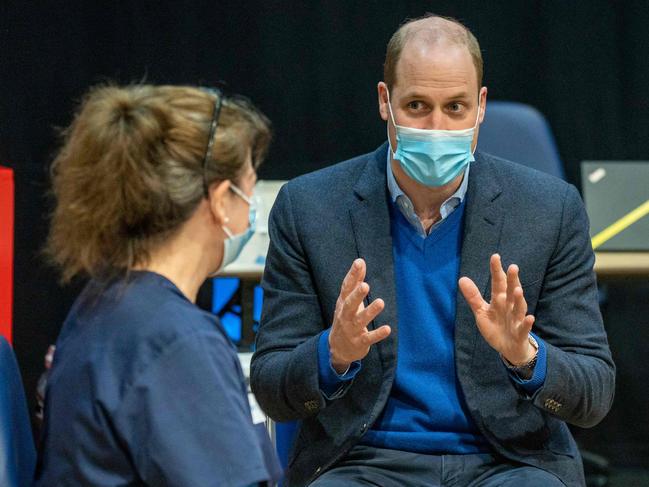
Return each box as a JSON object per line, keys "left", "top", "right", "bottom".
{"left": 401, "top": 90, "right": 430, "bottom": 99}
{"left": 401, "top": 90, "right": 472, "bottom": 101}
{"left": 446, "top": 91, "right": 471, "bottom": 100}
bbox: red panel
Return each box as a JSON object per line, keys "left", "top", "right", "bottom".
{"left": 0, "top": 166, "right": 14, "bottom": 343}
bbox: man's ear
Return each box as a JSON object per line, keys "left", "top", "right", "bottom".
{"left": 207, "top": 180, "right": 231, "bottom": 226}
{"left": 478, "top": 86, "right": 488, "bottom": 124}
{"left": 377, "top": 81, "right": 390, "bottom": 122}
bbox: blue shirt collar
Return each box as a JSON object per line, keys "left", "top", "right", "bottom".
{"left": 386, "top": 147, "right": 470, "bottom": 236}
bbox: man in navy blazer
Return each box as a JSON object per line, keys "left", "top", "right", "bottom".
{"left": 251, "top": 14, "right": 614, "bottom": 487}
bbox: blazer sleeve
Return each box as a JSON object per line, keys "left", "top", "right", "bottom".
{"left": 251, "top": 183, "right": 333, "bottom": 421}
{"left": 530, "top": 184, "right": 615, "bottom": 428}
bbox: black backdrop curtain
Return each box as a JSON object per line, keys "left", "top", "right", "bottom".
{"left": 1, "top": 0, "right": 648, "bottom": 466}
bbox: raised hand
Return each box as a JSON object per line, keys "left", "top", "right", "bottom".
{"left": 328, "top": 259, "right": 391, "bottom": 373}
{"left": 458, "top": 254, "right": 536, "bottom": 366}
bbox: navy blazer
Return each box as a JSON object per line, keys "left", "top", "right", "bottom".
{"left": 251, "top": 143, "right": 615, "bottom": 486}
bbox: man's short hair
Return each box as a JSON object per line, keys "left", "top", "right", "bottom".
{"left": 384, "top": 13, "right": 484, "bottom": 89}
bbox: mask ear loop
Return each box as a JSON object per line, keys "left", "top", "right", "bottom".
{"left": 473, "top": 95, "right": 483, "bottom": 129}
{"left": 471, "top": 94, "right": 483, "bottom": 154}
{"left": 386, "top": 88, "right": 398, "bottom": 158}
{"left": 386, "top": 88, "right": 398, "bottom": 127}
{"left": 221, "top": 183, "right": 256, "bottom": 239}
{"left": 221, "top": 216, "right": 234, "bottom": 238}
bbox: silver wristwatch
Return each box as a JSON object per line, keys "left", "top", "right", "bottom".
{"left": 503, "top": 335, "right": 539, "bottom": 379}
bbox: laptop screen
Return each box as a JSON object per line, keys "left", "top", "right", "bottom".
{"left": 581, "top": 161, "right": 649, "bottom": 251}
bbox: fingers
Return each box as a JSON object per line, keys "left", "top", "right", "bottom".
{"left": 511, "top": 283, "right": 528, "bottom": 324}
{"left": 490, "top": 254, "right": 507, "bottom": 299}
{"left": 506, "top": 264, "right": 520, "bottom": 307}
{"left": 339, "top": 259, "right": 366, "bottom": 301}
{"left": 522, "top": 314, "right": 535, "bottom": 335}
{"left": 505, "top": 264, "right": 529, "bottom": 326}
{"left": 361, "top": 325, "right": 392, "bottom": 346}
{"left": 506, "top": 265, "right": 533, "bottom": 355}
{"left": 341, "top": 282, "right": 370, "bottom": 321}
{"left": 459, "top": 276, "right": 487, "bottom": 315}
{"left": 354, "top": 298, "right": 385, "bottom": 328}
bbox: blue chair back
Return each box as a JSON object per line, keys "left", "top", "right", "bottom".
{"left": 275, "top": 420, "right": 299, "bottom": 473}
{"left": 477, "top": 101, "right": 565, "bottom": 180}
{"left": 0, "top": 337, "right": 36, "bottom": 487}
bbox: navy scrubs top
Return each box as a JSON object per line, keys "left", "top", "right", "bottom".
{"left": 35, "top": 271, "right": 280, "bottom": 486}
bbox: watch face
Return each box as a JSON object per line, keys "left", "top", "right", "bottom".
{"left": 521, "top": 356, "right": 538, "bottom": 371}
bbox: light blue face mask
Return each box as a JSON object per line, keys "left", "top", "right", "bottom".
{"left": 214, "top": 184, "right": 257, "bottom": 274}
{"left": 387, "top": 90, "right": 481, "bottom": 187}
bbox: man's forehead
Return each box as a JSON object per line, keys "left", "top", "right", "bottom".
{"left": 395, "top": 41, "right": 477, "bottom": 90}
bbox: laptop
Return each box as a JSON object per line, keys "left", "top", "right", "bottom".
{"left": 581, "top": 161, "right": 649, "bottom": 251}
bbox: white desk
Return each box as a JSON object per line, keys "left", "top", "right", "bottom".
{"left": 222, "top": 252, "right": 649, "bottom": 348}
{"left": 594, "top": 252, "right": 649, "bottom": 278}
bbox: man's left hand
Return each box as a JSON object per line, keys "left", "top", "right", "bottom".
{"left": 459, "top": 254, "right": 536, "bottom": 366}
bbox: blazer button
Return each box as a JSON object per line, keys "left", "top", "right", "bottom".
{"left": 315, "top": 466, "right": 322, "bottom": 474}
{"left": 361, "top": 422, "right": 368, "bottom": 433}
{"left": 544, "top": 397, "right": 563, "bottom": 413}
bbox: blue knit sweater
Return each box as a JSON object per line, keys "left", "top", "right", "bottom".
{"left": 360, "top": 199, "right": 488, "bottom": 454}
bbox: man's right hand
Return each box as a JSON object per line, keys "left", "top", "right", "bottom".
{"left": 328, "top": 258, "right": 391, "bottom": 373}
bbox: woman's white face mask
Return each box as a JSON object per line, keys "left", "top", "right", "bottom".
{"left": 211, "top": 184, "right": 256, "bottom": 276}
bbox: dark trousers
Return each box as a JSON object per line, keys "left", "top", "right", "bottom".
{"left": 309, "top": 445, "right": 568, "bottom": 487}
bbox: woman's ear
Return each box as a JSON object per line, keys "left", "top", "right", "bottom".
{"left": 207, "top": 180, "right": 231, "bottom": 226}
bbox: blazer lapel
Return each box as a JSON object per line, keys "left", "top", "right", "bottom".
{"left": 454, "top": 154, "right": 504, "bottom": 370}
{"left": 348, "top": 144, "right": 398, "bottom": 368}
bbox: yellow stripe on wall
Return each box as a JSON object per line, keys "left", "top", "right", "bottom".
{"left": 591, "top": 199, "right": 649, "bottom": 250}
